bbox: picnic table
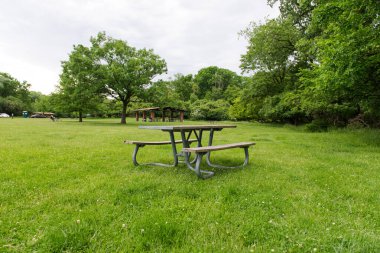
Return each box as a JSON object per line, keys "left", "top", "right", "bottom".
{"left": 125, "top": 125, "right": 255, "bottom": 178}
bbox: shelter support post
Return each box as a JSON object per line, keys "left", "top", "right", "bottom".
{"left": 150, "top": 111, "right": 155, "bottom": 122}
{"left": 135, "top": 112, "right": 139, "bottom": 122}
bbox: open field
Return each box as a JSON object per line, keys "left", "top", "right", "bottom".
{"left": 0, "top": 118, "right": 379, "bottom": 252}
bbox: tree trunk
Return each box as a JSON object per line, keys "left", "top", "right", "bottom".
{"left": 121, "top": 101, "right": 127, "bottom": 124}
{"left": 79, "top": 111, "right": 83, "bottom": 122}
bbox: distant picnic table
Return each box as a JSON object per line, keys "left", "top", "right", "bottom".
{"left": 134, "top": 107, "right": 185, "bottom": 122}
{"left": 125, "top": 125, "right": 255, "bottom": 179}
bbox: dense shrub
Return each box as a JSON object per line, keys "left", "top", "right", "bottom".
{"left": 305, "top": 119, "right": 329, "bottom": 132}
{"left": 190, "top": 99, "right": 230, "bottom": 121}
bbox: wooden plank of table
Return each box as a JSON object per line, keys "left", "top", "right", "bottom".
{"left": 138, "top": 126, "right": 175, "bottom": 130}
{"left": 124, "top": 139, "right": 198, "bottom": 145}
{"left": 138, "top": 125, "right": 237, "bottom": 131}
{"left": 183, "top": 142, "right": 255, "bottom": 153}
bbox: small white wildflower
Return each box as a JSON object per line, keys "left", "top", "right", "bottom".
{"left": 122, "top": 224, "right": 126, "bottom": 228}
{"left": 271, "top": 249, "right": 275, "bottom": 252}
{"left": 76, "top": 220, "right": 80, "bottom": 224}
{"left": 140, "top": 228, "right": 145, "bottom": 233}
{"left": 313, "top": 248, "right": 317, "bottom": 252}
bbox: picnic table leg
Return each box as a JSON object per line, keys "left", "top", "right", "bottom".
{"left": 205, "top": 129, "right": 214, "bottom": 163}
{"left": 205, "top": 128, "right": 251, "bottom": 169}
{"left": 206, "top": 146, "right": 250, "bottom": 169}
{"left": 180, "top": 130, "right": 189, "bottom": 152}
{"left": 188, "top": 129, "right": 203, "bottom": 164}
{"left": 169, "top": 130, "right": 179, "bottom": 166}
{"left": 198, "top": 130, "right": 203, "bottom": 146}
{"left": 132, "top": 144, "right": 143, "bottom": 166}
{"left": 180, "top": 130, "right": 198, "bottom": 164}
{"left": 131, "top": 131, "right": 179, "bottom": 167}
{"left": 181, "top": 130, "right": 215, "bottom": 179}
{"left": 193, "top": 153, "right": 214, "bottom": 179}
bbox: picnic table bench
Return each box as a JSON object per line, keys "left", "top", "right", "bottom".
{"left": 125, "top": 125, "right": 255, "bottom": 179}
{"left": 124, "top": 139, "right": 198, "bottom": 166}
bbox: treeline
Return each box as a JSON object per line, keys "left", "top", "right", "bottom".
{"left": 234, "top": 0, "right": 379, "bottom": 128}
{"left": 0, "top": 72, "right": 36, "bottom": 115}
{"left": 1, "top": 0, "right": 379, "bottom": 128}
{"left": 152, "top": 0, "right": 379, "bottom": 129}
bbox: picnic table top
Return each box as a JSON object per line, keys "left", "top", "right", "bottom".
{"left": 138, "top": 125, "right": 236, "bottom": 131}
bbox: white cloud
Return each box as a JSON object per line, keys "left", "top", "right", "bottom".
{"left": 0, "top": 0, "right": 279, "bottom": 94}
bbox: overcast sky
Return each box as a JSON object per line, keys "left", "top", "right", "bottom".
{"left": 0, "top": 0, "right": 279, "bottom": 94}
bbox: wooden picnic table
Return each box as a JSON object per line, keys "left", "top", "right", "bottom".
{"left": 126, "top": 125, "right": 254, "bottom": 178}
{"left": 139, "top": 124, "right": 235, "bottom": 160}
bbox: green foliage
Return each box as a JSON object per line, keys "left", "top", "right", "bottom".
{"left": 0, "top": 72, "right": 33, "bottom": 115}
{"left": 3, "top": 0, "right": 378, "bottom": 128}
{"left": 194, "top": 66, "right": 242, "bottom": 100}
{"left": 57, "top": 44, "right": 103, "bottom": 122}
{"left": 170, "top": 74, "right": 194, "bottom": 101}
{"left": 0, "top": 96, "right": 24, "bottom": 114}
{"left": 190, "top": 99, "right": 230, "bottom": 121}
{"left": 305, "top": 119, "right": 329, "bottom": 132}
{"left": 300, "top": 0, "right": 380, "bottom": 124}
{"left": 146, "top": 80, "right": 185, "bottom": 109}
{"left": 267, "top": 0, "right": 315, "bottom": 31}
{"left": 240, "top": 18, "right": 300, "bottom": 75}
{"left": 236, "top": 18, "right": 309, "bottom": 124}
{"left": 91, "top": 32, "right": 167, "bottom": 124}
{"left": 96, "top": 98, "right": 123, "bottom": 118}
{"left": 229, "top": 96, "right": 251, "bottom": 121}
{"left": 237, "top": 0, "right": 380, "bottom": 127}
{"left": 139, "top": 67, "right": 245, "bottom": 121}
{"left": 31, "top": 93, "right": 55, "bottom": 113}
{"left": 0, "top": 72, "right": 19, "bottom": 97}
{"left": 54, "top": 32, "right": 167, "bottom": 123}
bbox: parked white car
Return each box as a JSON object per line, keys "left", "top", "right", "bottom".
{"left": 0, "top": 113, "right": 10, "bottom": 118}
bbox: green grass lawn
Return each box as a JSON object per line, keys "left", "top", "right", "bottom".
{"left": 0, "top": 118, "right": 379, "bottom": 252}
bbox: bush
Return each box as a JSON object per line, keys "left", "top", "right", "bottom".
{"left": 305, "top": 119, "right": 329, "bottom": 132}
{"left": 347, "top": 114, "right": 369, "bottom": 129}
{"left": 190, "top": 99, "right": 230, "bottom": 121}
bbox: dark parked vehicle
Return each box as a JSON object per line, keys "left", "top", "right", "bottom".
{"left": 30, "top": 114, "right": 47, "bottom": 118}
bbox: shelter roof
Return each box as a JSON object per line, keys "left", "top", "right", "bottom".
{"left": 34, "top": 112, "right": 55, "bottom": 115}
{"left": 134, "top": 107, "right": 160, "bottom": 112}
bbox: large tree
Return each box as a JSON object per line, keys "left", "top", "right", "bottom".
{"left": 240, "top": 18, "right": 301, "bottom": 89}
{"left": 300, "top": 0, "right": 380, "bottom": 124}
{"left": 237, "top": 18, "right": 305, "bottom": 123}
{"left": 91, "top": 32, "right": 167, "bottom": 124}
{"left": 57, "top": 44, "right": 103, "bottom": 122}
